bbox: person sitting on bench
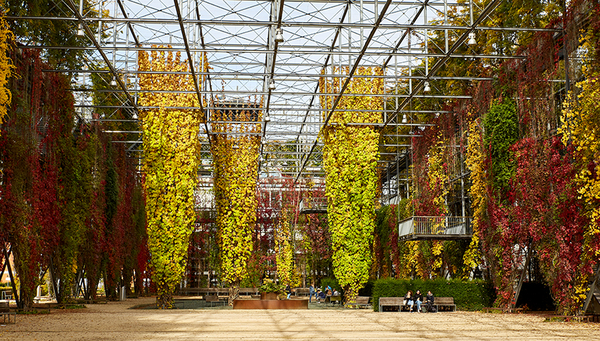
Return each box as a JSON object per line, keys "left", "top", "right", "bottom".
{"left": 414, "top": 290, "right": 423, "bottom": 312}
{"left": 424, "top": 290, "right": 436, "bottom": 313}
{"left": 404, "top": 290, "right": 414, "bottom": 312}
{"left": 316, "top": 289, "right": 327, "bottom": 303}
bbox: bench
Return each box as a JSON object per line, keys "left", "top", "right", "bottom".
{"left": 205, "top": 294, "right": 226, "bottom": 307}
{"left": 379, "top": 297, "right": 410, "bottom": 312}
{"left": 328, "top": 295, "right": 342, "bottom": 305}
{"left": 345, "top": 296, "right": 371, "bottom": 309}
{"left": 0, "top": 302, "right": 16, "bottom": 323}
{"left": 238, "top": 288, "right": 259, "bottom": 296}
{"left": 295, "top": 288, "right": 310, "bottom": 296}
{"left": 433, "top": 297, "right": 456, "bottom": 312}
{"left": 378, "top": 296, "right": 456, "bottom": 312}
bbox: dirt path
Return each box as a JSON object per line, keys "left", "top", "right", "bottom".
{"left": 1, "top": 297, "right": 598, "bottom": 340}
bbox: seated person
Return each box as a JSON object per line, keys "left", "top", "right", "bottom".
{"left": 414, "top": 290, "right": 423, "bottom": 312}
{"left": 424, "top": 290, "right": 435, "bottom": 312}
{"left": 404, "top": 290, "right": 414, "bottom": 312}
{"left": 316, "top": 289, "right": 327, "bottom": 303}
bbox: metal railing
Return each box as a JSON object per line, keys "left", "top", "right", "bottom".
{"left": 299, "top": 197, "right": 327, "bottom": 212}
{"left": 398, "top": 216, "right": 472, "bottom": 238}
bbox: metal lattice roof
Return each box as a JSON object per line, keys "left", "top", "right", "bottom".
{"left": 8, "top": 0, "right": 560, "bottom": 185}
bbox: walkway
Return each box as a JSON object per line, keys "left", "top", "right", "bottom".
{"left": 1, "top": 297, "right": 598, "bottom": 340}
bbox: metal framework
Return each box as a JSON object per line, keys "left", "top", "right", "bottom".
{"left": 7, "top": 0, "right": 561, "bottom": 204}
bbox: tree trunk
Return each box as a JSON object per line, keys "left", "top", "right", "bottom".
{"left": 228, "top": 283, "right": 240, "bottom": 306}
{"left": 343, "top": 285, "right": 357, "bottom": 305}
{"left": 156, "top": 291, "right": 174, "bottom": 309}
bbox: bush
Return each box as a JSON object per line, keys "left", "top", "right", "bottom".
{"left": 372, "top": 278, "right": 495, "bottom": 311}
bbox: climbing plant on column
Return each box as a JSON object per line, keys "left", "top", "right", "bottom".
{"left": 138, "top": 47, "right": 203, "bottom": 308}
{"left": 274, "top": 178, "right": 300, "bottom": 287}
{"left": 560, "top": 10, "right": 600, "bottom": 312}
{"left": 298, "top": 181, "right": 331, "bottom": 283}
{"left": 319, "top": 66, "right": 383, "bottom": 302}
{"left": 0, "top": 15, "right": 14, "bottom": 129}
{"left": 463, "top": 116, "right": 487, "bottom": 274}
{"left": 211, "top": 99, "right": 261, "bottom": 303}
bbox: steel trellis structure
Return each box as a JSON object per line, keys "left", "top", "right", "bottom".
{"left": 7, "top": 0, "right": 562, "bottom": 203}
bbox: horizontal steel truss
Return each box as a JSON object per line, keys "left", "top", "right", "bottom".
{"left": 6, "top": 0, "right": 566, "bottom": 184}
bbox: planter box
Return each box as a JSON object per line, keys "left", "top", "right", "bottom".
{"left": 233, "top": 299, "right": 308, "bottom": 310}
{"left": 260, "top": 292, "right": 279, "bottom": 300}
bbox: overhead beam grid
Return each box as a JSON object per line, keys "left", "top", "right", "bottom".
{"left": 7, "top": 0, "right": 561, "bottom": 191}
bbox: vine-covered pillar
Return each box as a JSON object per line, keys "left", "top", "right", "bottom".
{"left": 319, "top": 67, "right": 383, "bottom": 302}
{"left": 559, "top": 9, "right": 600, "bottom": 313}
{"left": 274, "top": 179, "right": 300, "bottom": 287}
{"left": 211, "top": 100, "right": 261, "bottom": 304}
{"left": 138, "top": 47, "right": 202, "bottom": 308}
{"left": 0, "top": 15, "right": 14, "bottom": 127}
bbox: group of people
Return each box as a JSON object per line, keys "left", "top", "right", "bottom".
{"left": 404, "top": 290, "right": 436, "bottom": 313}
{"left": 308, "top": 285, "right": 340, "bottom": 303}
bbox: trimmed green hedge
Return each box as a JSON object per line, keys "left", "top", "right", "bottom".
{"left": 372, "top": 278, "right": 495, "bottom": 311}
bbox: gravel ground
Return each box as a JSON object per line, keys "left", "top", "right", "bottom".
{"left": 1, "top": 297, "right": 599, "bottom": 340}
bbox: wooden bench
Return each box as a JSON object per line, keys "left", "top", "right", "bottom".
{"left": 378, "top": 296, "right": 456, "bottom": 312}
{"left": 345, "top": 296, "right": 371, "bottom": 309}
{"left": 0, "top": 302, "right": 16, "bottom": 324}
{"left": 238, "top": 288, "right": 259, "bottom": 296}
{"left": 328, "top": 295, "right": 342, "bottom": 305}
{"left": 433, "top": 297, "right": 456, "bottom": 312}
{"left": 294, "top": 288, "right": 310, "bottom": 296}
{"left": 379, "top": 297, "right": 410, "bottom": 312}
{"left": 205, "top": 294, "right": 224, "bottom": 307}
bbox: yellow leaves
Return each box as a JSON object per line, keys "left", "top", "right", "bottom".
{"left": 558, "top": 22, "right": 600, "bottom": 309}
{"left": 319, "top": 68, "right": 382, "bottom": 299}
{"left": 463, "top": 117, "right": 486, "bottom": 273}
{"left": 211, "top": 99, "right": 261, "bottom": 285}
{"left": 0, "top": 15, "right": 15, "bottom": 128}
{"left": 319, "top": 67, "right": 384, "bottom": 125}
{"left": 426, "top": 137, "right": 449, "bottom": 215}
{"left": 138, "top": 46, "right": 204, "bottom": 304}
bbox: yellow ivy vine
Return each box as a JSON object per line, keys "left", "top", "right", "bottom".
{"left": 559, "top": 26, "right": 600, "bottom": 291}
{"left": 427, "top": 138, "right": 450, "bottom": 217}
{"left": 211, "top": 100, "right": 261, "bottom": 295}
{"left": 463, "top": 117, "right": 486, "bottom": 272}
{"left": 319, "top": 66, "right": 382, "bottom": 301}
{"left": 0, "top": 15, "right": 14, "bottom": 129}
{"left": 138, "top": 47, "right": 203, "bottom": 308}
{"left": 275, "top": 202, "right": 295, "bottom": 286}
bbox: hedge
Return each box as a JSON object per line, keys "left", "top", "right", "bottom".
{"left": 372, "top": 278, "right": 495, "bottom": 311}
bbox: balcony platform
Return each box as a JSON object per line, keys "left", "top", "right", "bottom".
{"left": 398, "top": 216, "right": 472, "bottom": 241}
{"left": 299, "top": 197, "right": 327, "bottom": 214}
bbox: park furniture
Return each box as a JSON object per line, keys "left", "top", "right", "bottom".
{"left": 345, "top": 296, "right": 371, "bottom": 309}
{"left": 0, "top": 302, "right": 16, "bottom": 323}
{"left": 378, "top": 296, "right": 456, "bottom": 312}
